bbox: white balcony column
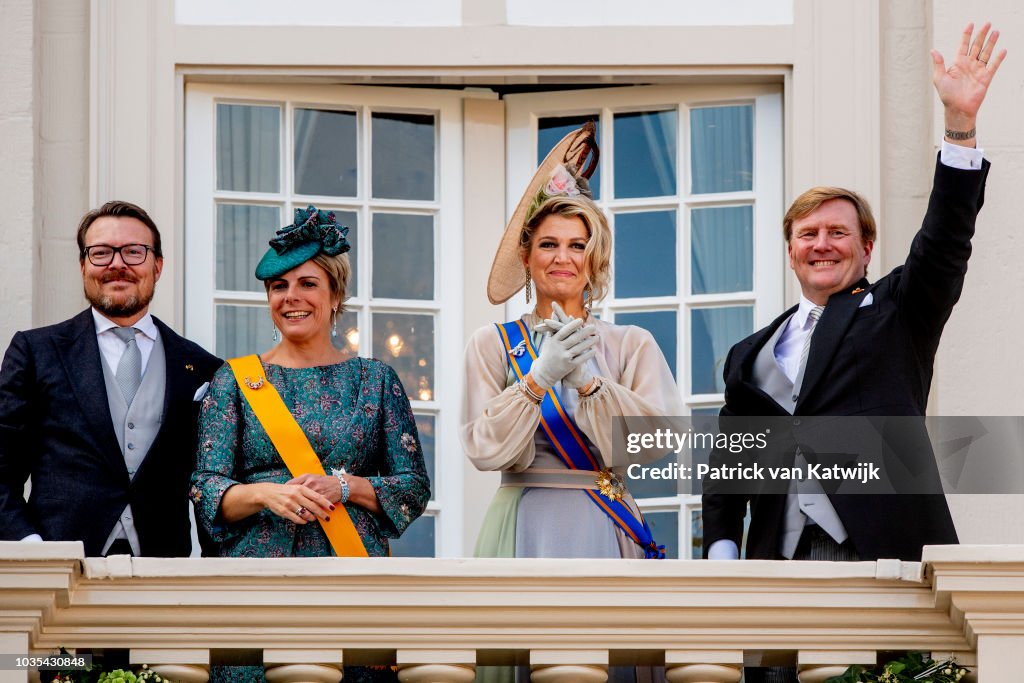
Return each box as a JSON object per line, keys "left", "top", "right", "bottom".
{"left": 130, "top": 649, "right": 210, "bottom": 683}
{"left": 264, "top": 650, "right": 343, "bottom": 683}
{"left": 530, "top": 650, "right": 608, "bottom": 683}
{"left": 1, "top": 633, "right": 29, "bottom": 683}
{"left": 396, "top": 649, "right": 476, "bottom": 682}
{"left": 797, "top": 650, "right": 876, "bottom": 683}
{"left": 664, "top": 650, "right": 743, "bottom": 683}
{"left": 975, "top": 635, "right": 1024, "bottom": 683}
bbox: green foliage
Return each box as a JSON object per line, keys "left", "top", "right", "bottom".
{"left": 825, "top": 653, "right": 969, "bottom": 683}
{"left": 51, "top": 663, "right": 171, "bottom": 683}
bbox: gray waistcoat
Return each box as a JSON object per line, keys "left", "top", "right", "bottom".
{"left": 100, "top": 335, "right": 166, "bottom": 554}
{"left": 752, "top": 316, "right": 848, "bottom": 558}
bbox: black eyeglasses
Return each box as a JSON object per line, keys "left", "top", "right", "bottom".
{"left": 84, "top": 244, "right": 154, "bottom": 266}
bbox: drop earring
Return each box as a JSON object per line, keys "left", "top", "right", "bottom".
{"left": 272, "top": 325, "right": 280, "bottom": 343}
{"left": 583, "top": 285, "right": 593, "bottom": 316}
{"left": 524, "top": 268, "right": 532, "bottom": 304}
{"left": 331, "top": 307, "right": 338, "bottom": 338}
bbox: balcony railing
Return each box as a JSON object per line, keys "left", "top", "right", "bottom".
{"left": 2, "top": 543, "right": 1022, "bottom": 683}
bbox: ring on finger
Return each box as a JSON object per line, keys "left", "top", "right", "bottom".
{"left": 295, "top": 506, "right": 307, "bottom": 516}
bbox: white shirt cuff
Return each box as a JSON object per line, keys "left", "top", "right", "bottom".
{"left": 707, "top": 539, "right": 740, "bottom": 560}
{"left": 20, "top": 533, "right": 44, "bottom": 542}
{"left": 940, "top": 140, "right": 984, "bottom": 170}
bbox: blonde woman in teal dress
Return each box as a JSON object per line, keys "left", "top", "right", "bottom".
{"left": 191, "top": 207, "right": 430, "bottom": 683}
{"left": 461, "top": 125, "right": 681, "bottom": 683}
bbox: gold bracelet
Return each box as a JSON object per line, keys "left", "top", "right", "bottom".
{"left": 577, "top": 377, "right": 603, "bottom": 397}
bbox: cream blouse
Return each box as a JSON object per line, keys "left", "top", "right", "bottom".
{"left": 461, "top": 312, "right": 684, "bottom": 472}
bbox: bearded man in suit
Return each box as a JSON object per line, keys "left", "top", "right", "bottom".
{"left": 0, "top": 200, "right": 221, "bottom": 556}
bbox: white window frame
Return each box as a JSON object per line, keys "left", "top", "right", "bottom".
{"left": 184, "top": 82, "right": 466, "bottom": 557}
{"left": 505, "top": 84, "right": 784, "bottom": 558}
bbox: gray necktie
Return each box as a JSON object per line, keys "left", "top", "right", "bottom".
{"left": 112, "top": 326, "right": 142, "bottom": 405}
{"left": 792, "top": 305, "right": 824, "bottom": 403}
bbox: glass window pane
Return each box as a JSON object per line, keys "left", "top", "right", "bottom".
{"left": 690, "top": 508, "right": 703, "bottom": 560}
{"left": 415, "top": 414, "right": 436, "bottom": 500}
{"left": 372, "top": 112, "right": 435, "bottom": 200}
{"left": 326, "top": 210, "right": 358, "bottom": 298}
{"left": 615, "top": 310, "right": 677, "bottom": 378}
{"left": 372, "top": 312, "right": 434, "bottom": 401}
{"left": 217, "top": 103, "right": 280, "bottom": 193}
{"left": 294, "top": 108, "right": 357, "bottom": 197}
{"left": 690, "top": 306, "right": 753, "bottom": 394}
{"left": 690, "top": 105, "right": 753, "bottom": 194}
{"left": 613, "top": 109, "right": 677, "bottom": 199}
{"left": 332, "top": 309, "right": 360, "bottom": 359}
{"left": 216, "top": 204, "right": 280, "bottom": 292}
{"left": 538, "top": 115, "right": 601, "bottom": 200}
{"left": 343, "top": 211, "right": 359, "bottom": 297}
{"left": 691, "top": 205, "right": 753, "bottom": 294}
{"left": 686, "top": 410, "right": 721, "bottom": 497}
{"left": 628, "top": 451, "right": 679, "bottom": 499}
{"left": 372, "top": 213, "right": 434, "bottom": 300}
{"left": 216, "top": 305, "right": 267, "bottom": 359}
{"left": 646, "top": 511, "right": 679, "bottom": 560}
{"left": 614, "top": 210, "right": 676, "bottom": 298}
{"left": 389, "top": 514, "right": 435, "bottom": 557}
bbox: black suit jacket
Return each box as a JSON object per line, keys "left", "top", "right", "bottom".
{"left": 703, "top": 156, "right": 989, "bottom": 562}
{"left": 0, "top": 309, "right": 222, "bottom": 556}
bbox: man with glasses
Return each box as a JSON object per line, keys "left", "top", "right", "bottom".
{"left": 0, "top": 200, "right": 221, "bottom": 556}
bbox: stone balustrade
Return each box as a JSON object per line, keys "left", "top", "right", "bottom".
{"left": 2, "top": 544, "right": 1021, "bottom": 682}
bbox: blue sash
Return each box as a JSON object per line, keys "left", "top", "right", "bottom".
{"left": 496, "top": 319, "right": 664, "bottom": 559}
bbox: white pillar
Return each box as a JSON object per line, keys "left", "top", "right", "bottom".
{"left": 530, "top": 650, "right": 608, "bottom": 683}
{"left": 665, "top": 650, "right": 742, "bottom": 683}
{"left": 797, "top": 650, "right": 876, "bottom": 683}
{"left": 0, "top": 633, "right": 30, "bottom": 683}
{"left": 264, "top": 649, "right": 343, "bottom": 683}
{"left": 130, "top": 649, "right": 210, "bottom": 683}
{"left": 397, "top": 649, "right": 476, "bottom": 683}
{"left": 976, "top": 634, "right": 1024, "bottom": 683}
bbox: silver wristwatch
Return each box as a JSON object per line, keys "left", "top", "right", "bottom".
{"left": 331, "top": 467, "right": 350, "bottom": 504}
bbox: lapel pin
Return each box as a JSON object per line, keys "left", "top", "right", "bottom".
{"left": 185, "top": 363, "right": 194, "bottom": 371}
{"left": 851, "top": 287, "right": 864, "bottom": 294}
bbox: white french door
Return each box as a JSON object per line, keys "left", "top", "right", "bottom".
{"left": 505, "top": 84, "right": 784, "bottom": 558}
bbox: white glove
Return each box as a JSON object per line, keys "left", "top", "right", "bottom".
{"left": 529, "top": 315, "right": 590, "bottom": 390}
{"left": 534, "top": 303, "right": 598, "bottom": 391}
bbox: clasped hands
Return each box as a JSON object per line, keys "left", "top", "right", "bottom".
{"left": 528, "top": 302, "right": 598, "bottom": 394}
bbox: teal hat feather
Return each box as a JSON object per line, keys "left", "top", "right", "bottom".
{"left": 255, "top": 205, "right": 351, "bottom": 280}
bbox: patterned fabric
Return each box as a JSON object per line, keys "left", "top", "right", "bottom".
{"left": 191, "top": 357, "right": 430, "bottom": 558}
{"left": 191, "top": 357, "right": 428, "bottom": 683}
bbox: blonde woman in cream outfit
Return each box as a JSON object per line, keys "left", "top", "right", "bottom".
{"left": 462, "top": 124, "right": 679, "bottom": 682}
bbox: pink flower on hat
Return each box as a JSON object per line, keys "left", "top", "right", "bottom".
{"left": 545, "top": 165, "right": 580, "bottom": 197}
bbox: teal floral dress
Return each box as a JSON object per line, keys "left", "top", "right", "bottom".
{"left": 191, "top": 356, "right": 430, "bottom": 682}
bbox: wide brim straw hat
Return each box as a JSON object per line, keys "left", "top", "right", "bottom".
{"left": 486, "top": 122, "right": 599, "bottom": 305}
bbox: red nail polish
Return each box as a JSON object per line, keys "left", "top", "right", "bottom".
{"left": 325, "top": 516, "right": 331, "bottom": 521}
{"left": 329, "top": 504, "right": 336, "bottom": 510}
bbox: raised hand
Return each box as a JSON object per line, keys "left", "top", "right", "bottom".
{"left": 931, "top": 22, "right": 1007, "bottom": 134}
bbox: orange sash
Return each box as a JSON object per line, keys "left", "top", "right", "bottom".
{"left": 228, "top": 354, "right": 369, "bottom": 557}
